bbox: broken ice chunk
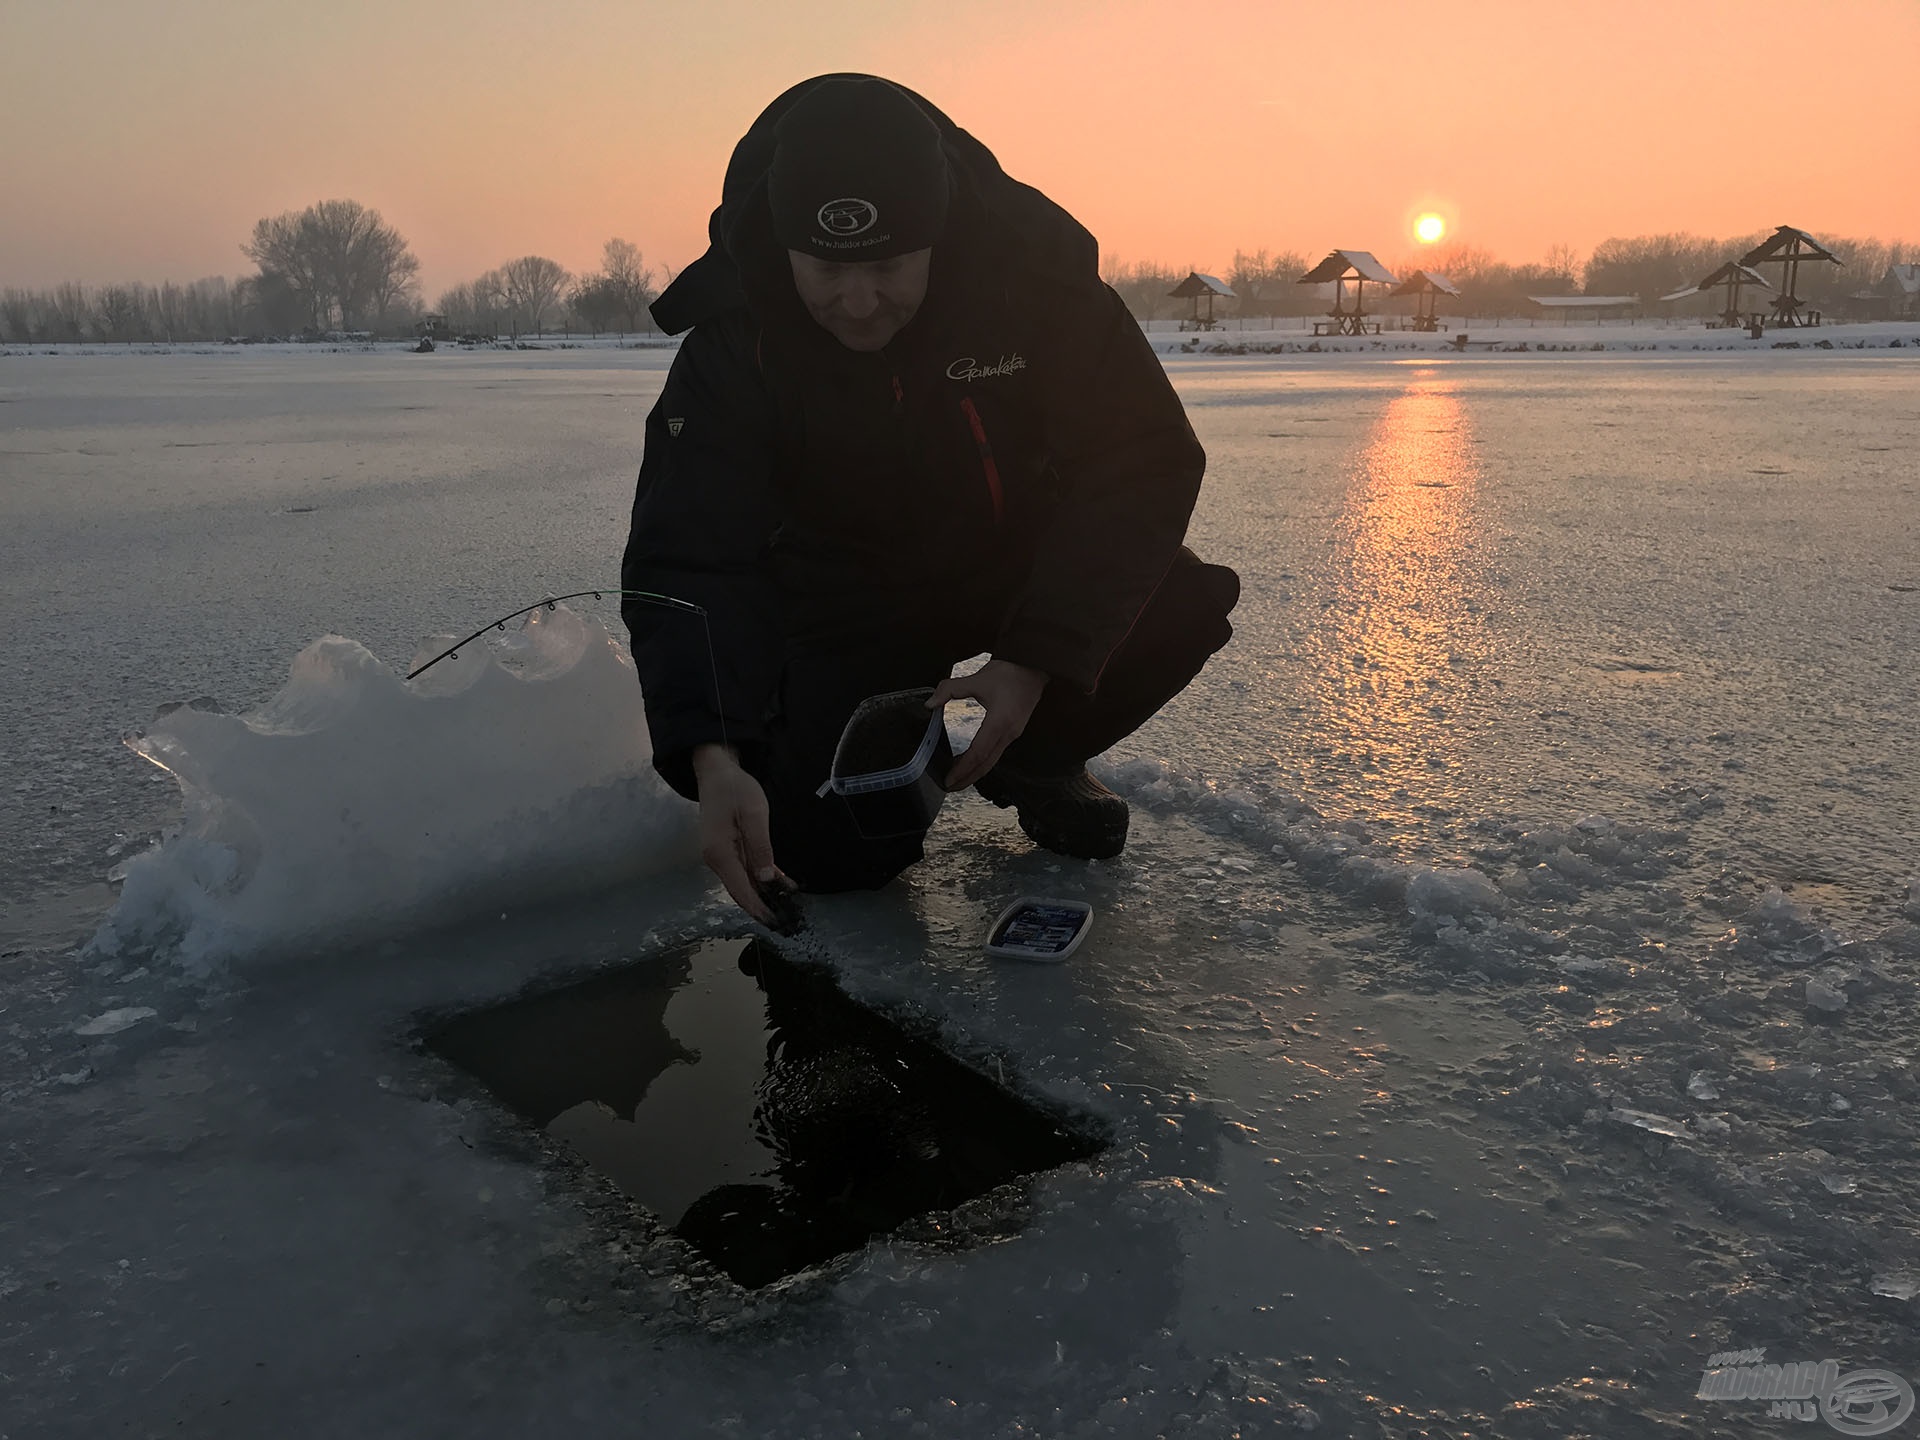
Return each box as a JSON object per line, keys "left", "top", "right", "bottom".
{"left": 1405, "top": 867, "right": 1506, "bottom": 921}
{"left": 1870, "top": 1272, "right": 1920, "bottom": 1302}
{"left": 1819, "top": 1175, "right": 1857, "bottom": 1195}
{"left": 74, "top": 1007, "right": 158, "bottom": 1037}
{"left": 1607, "top": 1108, "right": 1689, "bottom": 1139}
{"left": 1686, "top": 1072, "right": 1722, "bottom": 1101}
{"left": 1806, "top": 978, "right": 1848, "bottom": 1013}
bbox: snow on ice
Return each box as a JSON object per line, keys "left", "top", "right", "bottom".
{"left": 89, "top": 604, "right": 694, "bottom": 970}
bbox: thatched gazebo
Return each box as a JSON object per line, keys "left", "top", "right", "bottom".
{"left": 1169, "top": 272, "right": 1235, "bottom": 330}
{"left": 1389, "top": 270, "right": 1461, "bottom": 332}
{"left": 1739, "top": 226, "right": 1840, "bottom": 328}
{"left": 1298, "top": 250, "right": 1398, "bottom": 335}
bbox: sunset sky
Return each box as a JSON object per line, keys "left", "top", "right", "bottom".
{"left": 3, "top": 0, "right": 1917, "bottom": 298}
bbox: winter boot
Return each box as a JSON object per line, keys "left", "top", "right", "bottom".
{"left": 973, "top": 763, "right": 1129, "bottom": 860}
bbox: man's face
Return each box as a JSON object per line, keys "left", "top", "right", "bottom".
{"left": 787, "top": 248, "right": 932, "bottom": 351}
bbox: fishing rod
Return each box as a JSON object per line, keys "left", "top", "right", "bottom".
{"left": 406, "top": 587, "right": 730, "bottom": 751}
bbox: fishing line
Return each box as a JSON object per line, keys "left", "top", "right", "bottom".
{"left": 406, "top": 588, "right": 731, "bottom": 753}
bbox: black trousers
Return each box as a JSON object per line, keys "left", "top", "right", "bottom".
{"left": 754, "top": 548, "right": 1239, "bottom": 893}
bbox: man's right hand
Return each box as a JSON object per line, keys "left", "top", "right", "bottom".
{"left": 691, "top": 743, "right": 787, "bottom": 925}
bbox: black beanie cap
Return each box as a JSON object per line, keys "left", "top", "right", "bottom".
{"left": 766, "top": 78, "right": 950, "bottom": 262}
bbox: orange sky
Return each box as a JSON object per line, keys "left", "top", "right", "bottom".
{"left": 2, "top": 0, "right": 1916, "bottom": 298}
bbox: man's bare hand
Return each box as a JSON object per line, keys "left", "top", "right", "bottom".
{"left": 930, "top": 659, "right": 1049, "bottom": 792}
{"left": 691, "top": 743, "right": 788, "bottom": 924}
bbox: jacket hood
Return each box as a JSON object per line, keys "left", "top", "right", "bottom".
{"left": 651, "top": 73, "right": 1100, "bottom": 336}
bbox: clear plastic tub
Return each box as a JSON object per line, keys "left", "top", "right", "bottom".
{"left": 824, "top": 688, "right": 952, "bottom": 839}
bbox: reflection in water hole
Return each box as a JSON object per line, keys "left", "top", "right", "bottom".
{"left": 427, "top": 940, "right": 1101, "bottom": 1287}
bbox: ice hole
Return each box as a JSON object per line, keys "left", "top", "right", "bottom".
{"left": 425, "top": 939, "right": 1101, "bottom": 1288}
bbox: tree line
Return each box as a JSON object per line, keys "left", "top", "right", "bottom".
{"left": 5, "top": 197, "right": 1912, "bottom": 343}
{"left": 1107, "top": 231, "right": 1913, "bottom": 323}
{"left": 0, "top": 198, "right": 661, "bottom": 345}
{"left": 434, "top": 240, "right": 658, "bottom": 340}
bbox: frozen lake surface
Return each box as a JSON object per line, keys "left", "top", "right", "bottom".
{"left": 3, "top": 343, "right": 1918, "bottom": 1436}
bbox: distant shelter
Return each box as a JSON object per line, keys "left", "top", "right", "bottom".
{"left": 1877, "top": 264, "right": 1920, "bottom": 320}
{"left": 1168, "top": 272, "right": 1235, "bottom": 330}
{"left": 1738, "top": 226, "right": 1840, "bottom": 328}
{"left": 1389, "top": 270, "right": 1461, "bottom": 332}
{"left": 1660, "top": 262, "right": 1771, "bottom": 328}
{"left": 1527, "top": 295, "right": 1639, "bottom": 324}
{"left": 1298, "top": 250, "right": 1398, "bottom": 335}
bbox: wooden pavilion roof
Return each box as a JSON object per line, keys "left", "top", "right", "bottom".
{"left": 1662, "top": 262, "right": 1773, "bottom": 302}
{"left": 1167, "top": 272, "right": 1235, "bottom": 299}
{"left": 1297, "top": 250, "right": 1398, "bottom": 286}
{"left": 1388, "top": 270, "right": 1461, "bottom": 298}
{"left": 1738, "top": 226, "right": 1840, "bottom": 268}
{"left": 1698, "top": 261, "right": 1773, "bottom": 290}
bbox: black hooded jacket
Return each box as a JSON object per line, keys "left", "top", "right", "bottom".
{"left": 621, "top": 75, "right": 1206, "bottom": 797}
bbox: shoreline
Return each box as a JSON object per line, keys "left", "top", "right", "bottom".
{"left": 6, "top": 318, "right": 1920, "bottom": 362}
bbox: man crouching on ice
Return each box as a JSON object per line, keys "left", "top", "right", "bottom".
{"left": 621, "top": 73, "right": 1239, "bottom": 925}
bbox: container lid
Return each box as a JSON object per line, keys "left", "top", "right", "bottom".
{"left": 985, "top": 897, "right": 1094, "bottom": 963}
{"left": 828, "top": 688, "right": 945, "bottom": 796}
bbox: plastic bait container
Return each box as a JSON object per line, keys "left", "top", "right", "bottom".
{"left": 821, "top": 688, "right": 951, "bottom": 840}
{"left": 985, "top": 897, "right": 1094, "bottom": 963}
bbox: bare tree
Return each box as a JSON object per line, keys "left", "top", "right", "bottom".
{"left": 0, "top": 290, "right": 34, "bottom": 343}
{"left": 567, "top": 275, "right": 622, "bottom": 335}
{"left": 242, "top": 213, "right": 325, "bottom": 328}
{"left": 1227, "top": 248, "right": 1311, "bottom": 319}
{"left": 448, "top": 269, "right": 515, "bottom": 338}
{"left": 1583, "top": 233, "right": 1734, "bottom": 305}
{"left": 152, "top": 282, "right": 186, "bottom": 342}
{"left": 95, "top": 286, "right": 139, "bottom": 342}
{"left": 1101, "top": 258, "right": 1185, "bottom": 322}
{"left": 1229, "top": 249, "right": 1275, "bottom": 317}
{"left": 242, "top": 199, "right": 420, "bottom": 331}
{"left": 499, "top": 255, "right": 569, "bottom": 337}
{"left": 51, "top": 282, "right": 92, "bottom": 341}
{"left": 600, "top": 238, "right": 654, "bottom": 333}
{"left": 1543, "top": 242, "right": 1582, "bottom": 284}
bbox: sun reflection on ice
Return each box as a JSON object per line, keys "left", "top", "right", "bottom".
{"left": 1305, "top": 371, "right": 1488, "bottom": 828}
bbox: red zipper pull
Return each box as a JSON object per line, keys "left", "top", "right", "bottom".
{"left": 891, "top": 374, "right": 904, "bottom": 410}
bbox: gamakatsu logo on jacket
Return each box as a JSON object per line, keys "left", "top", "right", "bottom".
{"left": 947, "top": 354, "right": 1028, "bottom": 382}
{"left": 817, "top": 198, "right": 878, "bottom": 236}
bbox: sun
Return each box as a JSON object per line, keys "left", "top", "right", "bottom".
{"left": 1415, "top": 213, "right": 1446, "bottom": 245}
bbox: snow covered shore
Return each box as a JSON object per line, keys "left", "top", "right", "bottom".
{"left": 6, "top": 317, "right": 1918, "bottom": 362}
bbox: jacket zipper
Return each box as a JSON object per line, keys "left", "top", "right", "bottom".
{"left": 959, "top": 395, "right": 1005, "bottom": 528}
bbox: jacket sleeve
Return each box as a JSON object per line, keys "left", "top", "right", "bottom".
{"left": 992, "top": 282, "right": 1205, "bottom": 692}
{"left": 620, "top": 315, "right": 784, "bottom": 799}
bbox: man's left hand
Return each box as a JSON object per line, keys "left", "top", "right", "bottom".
{"left": 930, "top": 658, "right": 1049, "bottom": 792}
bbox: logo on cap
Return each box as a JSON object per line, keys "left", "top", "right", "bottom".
{"left": 817, "top": 198, "right": 879, "bottom": 237}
